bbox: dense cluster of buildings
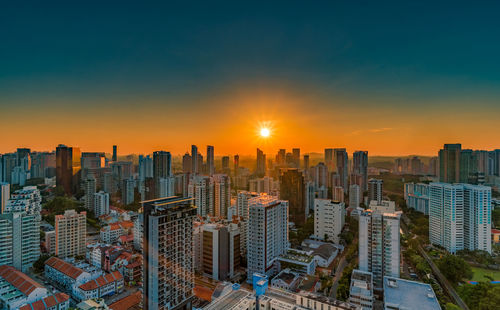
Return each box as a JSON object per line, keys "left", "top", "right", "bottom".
{"left": 0, "top": 142, "right": 498, "bottom": 310}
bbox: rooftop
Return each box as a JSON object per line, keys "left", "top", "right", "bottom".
{"left": 383, "top": 277, "right": 441, "bottom": 310}
{"left": 0, "top": 265, "right": 44, "bottom": 297}
{"left": 19, "top": 292, "right": 69, "bottom": 310}
{"left": 79, "top": 271, "right": 123, "bottom": 291}
{"left": 45, "top": 257, "right": 85, "bottom": 279}
{"left": 108, "top": 291, "right": 141, "bottom": 310}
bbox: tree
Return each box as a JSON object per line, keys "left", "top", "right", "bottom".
{"left": 445, "top": 303, "right": 460, "bottom": 310}
{"left": 33, "top": 254, "right": 52, "bottom": 273}
{"left": 437, "top": 254, "right": 472, "bottom": 285}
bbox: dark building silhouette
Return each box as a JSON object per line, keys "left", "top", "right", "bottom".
{"left": 280, "top": 168, "right": 306, "bottom": 226}
{"left": 56, "top": 144, "right": 81, "bottom": 195}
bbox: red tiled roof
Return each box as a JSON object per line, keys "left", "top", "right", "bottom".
{"left": 194, "top": 285, "right": 214, "bottom": 302}
{"left": 19, "top": 292, "right": 70, "bottom": 310}
{"left": 119, "top": 221, "right": 134, "bottom": 229}
{"left": 79, "top": 271, "right": 123, "bottom": 291}
{"left": 119, "top": 235, "right": 134, "bottom": 243}
{"left": 125, "top": 261, "right": 141, "bottom": 269}
{"left": 108, "top": 291, "right": 142, "bottom": 310}
{"left": 492, "top": 229, "right": 500, "bottom": 234}
{"left": 0, "top": 265, "right": 43, "bottom": 296}
{"left": 45, "top": 257, "right": 84, "bottom": 280}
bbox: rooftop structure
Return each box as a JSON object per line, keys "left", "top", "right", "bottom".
{"left": 383, "top": 277, "right": 441, "bottom": 310}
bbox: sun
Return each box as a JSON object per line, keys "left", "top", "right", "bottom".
{"left": 260, "top": 127, "right": 270, "bottom": 138}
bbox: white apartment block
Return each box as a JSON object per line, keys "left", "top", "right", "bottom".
{"left": 349, "top": 184, "right": 360, "bottom": 208}
{"left": 349, "top": 269, "right": 373, "bottom": 310}
{"left": 247, "top": 195, "right": 288, "bottom": 281}
{"left": 314, "top": 199, "right": 345, "bottom": 243}
{"left": 94, "top": 191, "right": 109, "bottom": 217}
{"left": 188, "top": 175, "right": 214, "bottom": 216}
{"left": 4, "top": 186, "right": 42, "bottom": 219}
{"left": 213, "top": 174, "right": 231, "bottom": 218}
{"left": 55, "top": 210, "right": 87, "bottom": 258}
{"left": 45, "top": 230, "right": 56, "bottom": 255}
{"left": 359, "top": 210, "right": 400, "bottom": 288}
{"left": 429, "top": 182, "right": 491, "bottom": 254}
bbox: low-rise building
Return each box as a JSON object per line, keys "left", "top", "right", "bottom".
{"left": 77, "top": 271, "right": 124, "bottom": 301}
{"left": 277, "top": 249, "right": 316, "bottom": 275}
{"left": 349, "top": 270, "right": 373, "bottom": 310}
{"left": 100, "top": 221, "right": 133, "bottom": 244}
{"left": 19, "top": 292, "right": 70, "bottom": 310}
{"left": 271, "top": 269, "right": 301, "bottom": 291}
{"left": 383, "top": 277, "right": 440, "bottom": 310}
{"left": 0, "top": 265, "right": 48, "bottom": 310}
{"left": 44, "top": 257, "right": 102, "bottom": 298}
{"left": 108, "top": 291, "right": 142, "bottom": 310}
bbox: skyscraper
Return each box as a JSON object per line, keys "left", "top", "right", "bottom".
{"left": 142, "top": 196, "right": 197, "bottom": 310}
{"left": 429, "top": 183, "right": 491, "bottom": 253}
{"left": 221, "top": 156, "right": 230, "bottom": 174}
{"left": 324, "top": 148, "right": 334, "bottom": 171}
{"left": 247, "top": 195, "right": 288, "bottom": 281}
{"left": 256, "top": 148, "right": 266, "bottom": 176}
{"left": 112, "top": 145, "right": 117, "bottom": 162}
{"left": 94, "top": 191, "right": 110, "bottom": 217}
{"left": 439, "top": 143, "right": 461, "bottom": 183}
{"left": 207, "top": 145, "right": 215, "bottom": 175}
{"left": 303, "top": 154, "right": 310, "bottom": 171}
{"left": 213, "top": 174, "right": 230, "bottom": 218}
{"left": 368, "top": 179, "right": 383, "bottom": 204}
{"left": 56, "top": 144, "right": 81, "bottom": 195}
{"left": 191, "top": 145, "right": 199, "bottom": 174}
{"left": 84, "top": 177, "right": 96, "bottom": 211}
{"left": 201, "top": 223, "right": 240, "bottom": 281}
{"left": 0, "top": 182, "right": 9, "bottom": 213}
{"left": 279, "top": 169, "right": 306, "bottom": 226}
{"left": 292, "top": 148, "right": 300, "bottom": 168}
{"left": 188, "top": 175, "right": 214, "bottom": 216}
{"left": 234, "top": 154, "right": 240, "bottom": 175}
{"left": 153, "top": 151, "right": 172, "bottom": 198}
{"left": 138, "top": 155, "right": 153, "bottom": 181}
{"left": 55, "top": 210, "right": 86, "bottom": 258}
{"left": 349, "top": 184, "right": 360, "bottom": 208}
{"left": 353, "top": 151, "right": 368, "bottom": 191}
{"left": 359, "top": 210, "right": 401, "bottom": 288}
{"left": 334, "top": 148, "right": 348, "bottom": 191}
{"left": 182, "top": 152, "right": 192, "bottom": 174}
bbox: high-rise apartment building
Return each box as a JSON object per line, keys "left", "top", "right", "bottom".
{"left": 221, "top": 156, "right": 230, "bottom": 174}
{"left": 94, "top": 191, "right": 110, "bottom": 217}
{"left": 0, "top": 182, "right": 9, "bottom": 213}
{"left": 324, "top": 148, "right": 334, "bottom": 171}
{"left": 153, "top": 151, "right": 172, "bottom": 198}
{"left": 139, "top": 155, "right": 153, "bottom": 181}
{"left": 202, "top": 223, "right": 241, "bottom": 281}
{"left": 349, "top": 269, "right": 374, "bottom": 310}
{"left": 247, "top": 195, "right": 288, "bottom": 281}
{"left": 112, "top": 145, "right": 117, "bottom": 162}
{"left": 439, "top": 143, "right": 461, "bottom": 183}
{"left": 334, "top": 148, "right": 349, "bottom": 192}
{"left": 188, "top": 175, "right": 214, "bottom": 217}
{"left": 349, "top": 184, "right": 360, "bottom": 208}
{"left": 359, "top": 210, "right": 400, "bottom": 288}
{"left": 234, "top": 155, "right": 240, "bottom": 175}
{"left": 213, "top": 174, "right": 230, "bottom": 218}
{"left": 84, "top": 177, "right": 96, "bottom": 211}
{"left": 207, "top": 145, "right": 215, "bottom": 175}
{"left": 182, "top": 153, "right": 192, "bottom": 174}
{"left": 191, "top": 145, "right": 199, "bottom": 174}
{"left": 429, "top": 183, "right": 491, "bottom": 253}
{"left": 236, "top": 191, "right": 261, "bottom": 220}
{"left": 122, "top": 178, "right": 135, "bottom": 205}
{"left": 353, "top": 151, "right": 368, "bottom": 191}
{"left": 256, "top": 148, "right": 266, "bottom": 176}
{"left": 279, "top": 169, "right": 306, "bottom": 226}
{"left": 56, "top": 144, "right": 81, "bottom": 195}
{"left": 314, "top": 199, "right": 345, "bottom": 243}
{"left": 142, "top": 196, "right": 197, "bottom": 310}
{"left": 303, "top": 154, "right": 310, "bottom": 171}
{"left": 0, "top": 212, "right": 40, "bottom": 272}
{"left": 292, "top": 148, "right": 300, "bottom": 168}
{"left": 55, "top": 210, "right": 87, "bottom": 258}
{"left": 368, "top": 179, "right": 383, "bottom": 204}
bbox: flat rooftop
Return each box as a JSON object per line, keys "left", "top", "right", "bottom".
{"left": 383, "top": 277, "right": 441, "bottom": 310}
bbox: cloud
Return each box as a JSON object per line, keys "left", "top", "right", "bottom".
{"left": 368, "top": 127, "right": 393, "bottom": 133}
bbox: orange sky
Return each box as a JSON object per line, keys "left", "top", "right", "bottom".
{"left": 1, "top": 86, "right": 499, "bottom": 156}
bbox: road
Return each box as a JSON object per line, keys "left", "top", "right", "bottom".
{"left": 417, "top": 245, "right": 470, "bottom": 310}
{"left": 329, "top": 254, "right": 348, "bottom": 298}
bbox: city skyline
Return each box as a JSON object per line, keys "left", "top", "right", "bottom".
{"left": 2, "top": 2, "right": 500, "bottom": 155}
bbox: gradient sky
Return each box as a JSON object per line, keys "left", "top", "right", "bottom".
{"left": 1, "top": 1, "right": 500, "bottom": 156}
